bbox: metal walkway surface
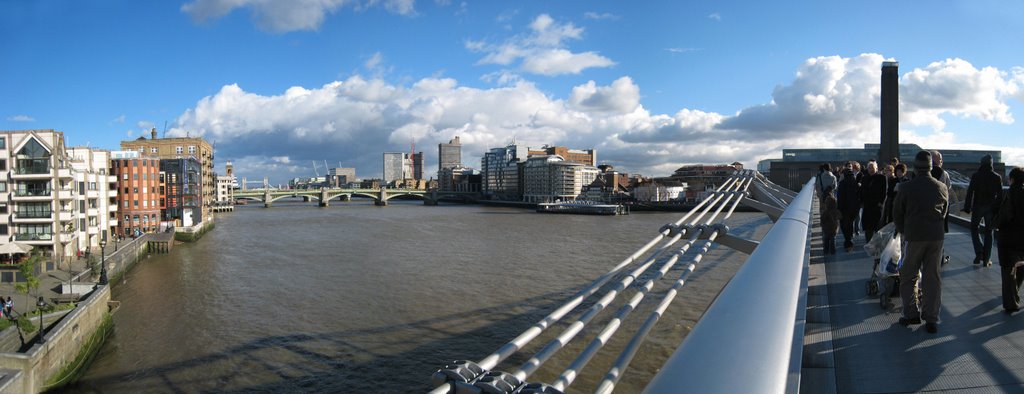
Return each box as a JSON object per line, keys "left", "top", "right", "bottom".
{"left": 806, "top": 220, "right": 1024, "bottom": 393}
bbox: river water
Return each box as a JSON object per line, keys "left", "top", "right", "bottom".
{"left": 64, "top": 199, "right": 770, "bottom": 393}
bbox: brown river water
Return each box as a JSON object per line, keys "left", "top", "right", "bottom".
{"left": 61, "top": 198, "right": 770, "bottom": 393}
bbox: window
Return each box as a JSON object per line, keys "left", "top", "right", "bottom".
{"left": 133, "top": 173, "right": 138, "bottom": 180}
{"left": 124, "top": 215, "right": 130, "bottom": 221}
{"left": 142, "top": 200, "right": 147, "bottom": 207}
{"left": 142, "top": 173, "right": 147, "bottom": 180}
{"left": 151, "top": 147, "right": 158, "bottom": 153}
{"left": 123, "top": 201, "right": 129, "bottom": 208}
{"left": 0, "top": 181, "right": 5, "bottom": 192}
{"left": 133, "top": 187, "right": 138, "bottom": 194}
{"left": 176, "top": 146, "right": 183, "bottom": 154}
{"left": 133, "top": 200, "right": 138, "bottom": 207}
{"left": 89, "top": 199, "right": 97, "bottom": 209}
{"left": 89, "top": 182, "right": 97, "bottom": 190}
{"left": 0, "top": 203, "right": 6, "bottom": 214}
{"left": 124, "top": 187, "right": 129, "bottom": 194}
{"left": 0, "top": 159, "right": 5, "bottom": 171}
{"left": 188, "top": 146, "right": 196, "bottom": 154}
{"left": 0, "top": 137, "right": 5, "bottom": 149}
{"left": 133, "top": 215, "right": 140, "bottom": 222}
{"left": 0, "top": 225, "right": 6, "bottom": 235}
{"left": 142, "top": 186, "right": 147, "bottom": 194}
{"left": 123, "top": 173, "right": 128, "bottom": 180}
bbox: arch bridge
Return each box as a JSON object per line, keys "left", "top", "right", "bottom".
{"left": 233, "top": 187, "right": 480, "bottom": 207}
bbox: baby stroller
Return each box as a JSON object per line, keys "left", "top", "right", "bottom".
{"left": 864, "top": 223, "right": 903, "bottom": 310}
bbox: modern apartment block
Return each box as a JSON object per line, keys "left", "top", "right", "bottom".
{"left": 67, "top": 147, "right": 117, "bottom": 249}
{"left": 1, "top": 130, "right": 75, "bottom": 273}
{"left": 111, "top": 151, "right": 165, "bottom": 237}
{"left": 383, "top": 152, "right": 405, "bottom": 184}
{"left": 411, "top": 152, "right": 424, "bottom": 180}
{"left": 522, "top": 155, "right": 600, "bottom": 203}
{"left": 161, "top": 158, "right": 202, "bottom": 227}
{"left": 438, "top": 136, "right": 462, "bottom": 173}
{"left": 120, "top": 128, "right": 214, "bottom": 225}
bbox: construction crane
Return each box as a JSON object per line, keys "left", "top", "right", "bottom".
{"left": 312, "top": 161, "right": 320, "bottom": 177}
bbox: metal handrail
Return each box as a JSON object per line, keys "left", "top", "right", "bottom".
{"left": 643, "top": 177, "right": 815, "bottom": 394}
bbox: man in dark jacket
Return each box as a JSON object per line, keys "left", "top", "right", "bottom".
{"left": 930, "top": 150, "right": 953, "bottom": 265}
{"left": 837, "top": 169, "right": 861, "bottom": 252}
{"left": 860, "top": 160, "right": 887, "bottom": 242}
{"left": 963, "top": 154, "right": 1003, "bottom": 266}
{"left": 997, "top": 167, "right": 1024, "bottom": 313}
{"left": 894, "top": 151, "right": 949, "bottom": 334}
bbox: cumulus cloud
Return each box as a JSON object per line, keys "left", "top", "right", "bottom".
{"left": 583, "top": 12, "right": 618, "bottom": 21}
{"left": 6, "top": 115, "right": 34, "bottom": 122}
{"left": 111, "top": 115, "right": 126, "bottom": 124}
{"left": 170, "top": 54, "right": 1024, "bottom": 183}
{"left": 467, "top": 14, "right": 615, "bottom": 76}
{"left": 708, "top": 13, "right": 721, "bottom": 21}
{"left": 181, "top": 0, "right": 416, "bottom": 32}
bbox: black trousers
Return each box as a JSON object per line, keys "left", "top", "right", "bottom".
{"left": 862, "top": 205, "right": 882, "bottom": 243}
{"left": 999, "top": 244, "right": 1024, "bottom": 311}
{"left": 970, "top": 205, "right": 996, "bottom": 262}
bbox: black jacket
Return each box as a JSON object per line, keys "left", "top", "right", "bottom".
{"left": 860, "top": 173, "right": 887, "bottom": 211}
{"left": 964, "top": 164, "right": 1003, "bottom": 211}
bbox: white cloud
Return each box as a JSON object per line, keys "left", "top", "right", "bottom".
{"left": 708, "top": 12, "right": 721, "bottom": 21}
{"left": 170, "top": 54, "right": 1024, "bottom": 184}
{"left": 6, "top": 115, "right": 34, "bottom": 122}
{"left": 111, "top": 115, "right": 126, "bottom": 124}
{"left": 665, "top": 47, "right": 699, "bottom": 54}
{"left": 584, "top": 12, "right": 618, "bottom": 20}
{"left": 468, "top": 14, "right": 615, "bottom": 76}
{"left": 181, "top": 0, "right": 416, "bottom": 33}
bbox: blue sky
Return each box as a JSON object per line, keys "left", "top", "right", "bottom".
{"left": 2, "top": 0, "right": 1023, "bottom": 184}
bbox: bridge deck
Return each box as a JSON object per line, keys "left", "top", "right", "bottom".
{"left": 805, "top": 216, "right": 1024, "bottom": 393}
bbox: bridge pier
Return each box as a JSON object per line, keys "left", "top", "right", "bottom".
{"left": 319, "top": 188, "right": 329, "bottom": 207}
{"left": 263, "top": 191, "right": 272, "bottom": 208}
{"left": 264, "top": 201, "right": 272, "bottom": 208}
{"left": 424, "top": 189, "right": 439, "bottom": 206}
{"left": 375, "top": 199, "right": 388, "bottom": 206}
{"left": 302, "top": 196, "right": 312, "bottom": 202}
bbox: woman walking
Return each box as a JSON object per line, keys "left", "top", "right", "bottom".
{"left": 997, "top": 167, "right": 1024, "bottom": 313}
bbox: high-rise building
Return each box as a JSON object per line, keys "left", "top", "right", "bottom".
{"left": 880, "top": 61, "right": 900, "bottom": 164}
{"left": 411, "top": 152, "right": 424, "bottom": 180}
{"left": 383, "top": 152, "right": 405, "bottom": 184}
{"left": 120, "top": 128, "right": 214, "bottom": 226}
{"left": 438, "top": 136, "right": 462, "bottom": 172}
{"left": 112, "top": 151, "right": 164, "bottom": 237}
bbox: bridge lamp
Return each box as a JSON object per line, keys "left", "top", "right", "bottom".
{"left": 99, "top": 239, "right": 108, "bottom": 286}
{"left": 36, "top": 296, "right": 46, "bottom": 344}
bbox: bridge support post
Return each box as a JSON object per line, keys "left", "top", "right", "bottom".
{"left": 424, "top": 189, "right": 438, "bottom": 206}
{"left": 319, "top": 188, "right": 329, "bottom": 207}
{"left": 263, "top": 190, "right": 272, "bottom": 208}
{"left": 375, "top": 188, "right": 388, "bottom": 206}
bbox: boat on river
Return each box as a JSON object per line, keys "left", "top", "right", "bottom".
{"left": 535, "top": 200, "right": 629, "bottom": 215}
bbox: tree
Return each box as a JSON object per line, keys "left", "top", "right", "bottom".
{"left": 14, "top": 252, "right": 42, "bottom": 317}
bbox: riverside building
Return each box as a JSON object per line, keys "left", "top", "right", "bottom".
{"left": 438, "top": 136, "right": 462, "bottom": 173}
{"left": 161, "top": 158, "right": 202, "bottom": 228}
{"left": 481, "top": 143, "right": 528, "bottom": 200}
{"left": 522, "top": 155, "right": 600, "bottom": 203}
{"left": 120, "top": 128, "right": 214, "bottom": 225}
{"left": 67, "top": 147, "right": 117, "bottom": 249}
{"left": 1, "top": 130, "right": 75, "bottom": 274}
{"left": 111, "top": 151, "right": 165, "bottom": 237}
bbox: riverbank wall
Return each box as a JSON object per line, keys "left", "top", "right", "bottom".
{"left": 0, "top": 285, "right": 113, "bottom": 393}
{"left": 174, "top": 218, "right": 215, "bottom": 242}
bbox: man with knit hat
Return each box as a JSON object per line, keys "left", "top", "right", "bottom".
{"left": 964, "top": 154, "right": 1003, "bottom": 266}
{"left": 893, "top": 150, "right": 949, "bottom": 333}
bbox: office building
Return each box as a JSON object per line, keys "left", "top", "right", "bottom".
{"left": 383, "top": 152, "right": 405, "bottom": 184}
{"left": 328, "top": 167, "right": 356, "bottom": 187}
{"left": 438, "top": 136, "right": 462, "bottom": 173}
{"left": 528, "top": 146, "right": 597, "bottom": 166}
{"left": 481, "top": 143, "right": 528, "bottom": 200}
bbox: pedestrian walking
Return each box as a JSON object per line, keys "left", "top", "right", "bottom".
{"left": 931, "top": 150, "right": 953, "bottom": 266}
{"left": 837, "top": 169, "right": 861, "bottom": 252}
{"left": 861, "top": 160, "right": 887, "bottom": 242}
{"left": 817, "top": 163, "right": 837, "bottom": 198}
{"left": 964, "top": 154, "right": 1003, "bottom": 266}
{"left": 893, "top": 150, "right": 949, "bottom": 333}
{"left": 821, "top": 184, "right": 840, "bottom": 255}
{"left": 996, "top": 167, "right": 1024, "bottom": 313}
{"left": 4, "top": 297, "right": 13, "bottom": 317}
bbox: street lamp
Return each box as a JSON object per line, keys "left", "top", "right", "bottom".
{"left": 99, "top": 239, "right": 108, "bottom": 286}
{"left": 36, "top": 296, "right": 46, "bottom": 344}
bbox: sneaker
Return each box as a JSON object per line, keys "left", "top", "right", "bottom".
{"left": 925, "top": 322, "right": 938, "bottom": 333}
{"left": 986, "top": 260, "right": 993, "bottom": 267}
{"left": 942, "top": 256, "right": 950, "bottom": 266}
{"left": 899, "top": 317, "right": 922, "bottom": 326}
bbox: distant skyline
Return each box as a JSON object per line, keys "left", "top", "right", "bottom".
{"left": 2, "top": 1, "right": 1023, "bottom": 184}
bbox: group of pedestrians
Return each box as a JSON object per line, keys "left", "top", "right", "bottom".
{"left": 817, "top": 150, "right": 1024, "bottom": 333}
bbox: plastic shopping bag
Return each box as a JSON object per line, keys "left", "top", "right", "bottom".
{"left": 864, "top": 223, "right": 897, "bottom": 258}
{"left": 876, "top": 233, "right": 903, "bottom": 278}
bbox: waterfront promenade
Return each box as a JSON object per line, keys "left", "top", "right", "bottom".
{"left": 804, "top": 214, "right": 1024, "bottom": 392}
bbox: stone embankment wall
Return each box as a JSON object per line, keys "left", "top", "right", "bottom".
{"left": 0, "top": 285, "right": 112, "bottom": 393}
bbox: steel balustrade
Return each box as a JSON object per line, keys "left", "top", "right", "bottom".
{"left": 430, "top": 171, "right": 801, "bottom": 394}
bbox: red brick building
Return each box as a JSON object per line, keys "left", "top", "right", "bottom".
{"left": 112, "top": 154, "right": 165, "bottom": 236}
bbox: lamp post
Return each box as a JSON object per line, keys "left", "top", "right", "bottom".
{"left": 36, "top": 296, "right": 46, "bottom": 344}
{"left": 99, "top": 239, "right": 108, "bottom": 286}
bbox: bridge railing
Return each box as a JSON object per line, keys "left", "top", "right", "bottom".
{"left": 643, "top": 177, "right": 814, "bottom": 393}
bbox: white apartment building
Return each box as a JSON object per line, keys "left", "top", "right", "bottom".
{"left": 1, "top": 130, "right": 76, "bottom": 276}
{"left": 67, "top": 147, "right": 117, "bottom": 254}
{"left": 522, "top": 155, "right": 599, "bottom": 203}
